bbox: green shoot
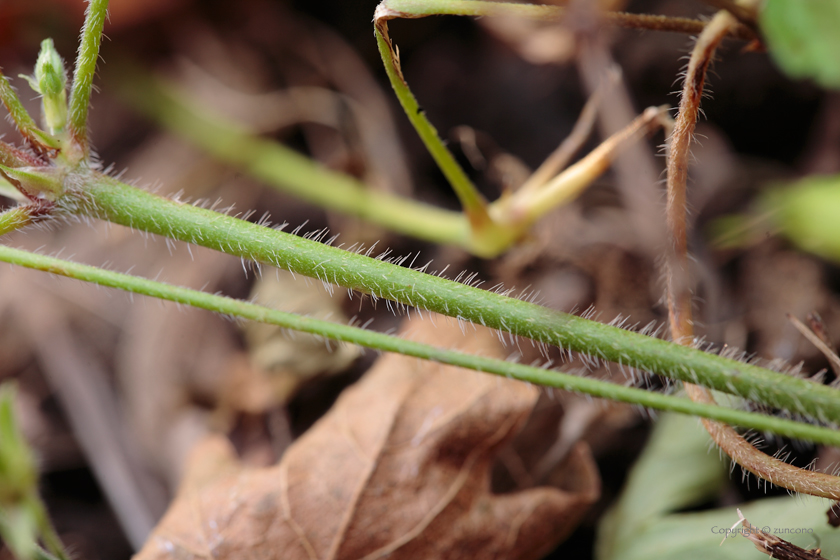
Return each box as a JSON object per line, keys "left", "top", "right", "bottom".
{"left": 374, "top": 0, "right": 673, "bottom": 256}
{"left": 0, "top": 72, "right": 59, "bottom": 152}
{"left": 373, "top": 14, "right": 493, "bottom": 233}
{"left": 0, "top": 207, "right": 35, "bottom": 236}
{"left": 65, "top": 174, "right": 840, "bottom": 425}
{"left": 109, "top": 68, "right": 472, "bottom": 248}
{"left": 0, "top": 0, "right": 837, "bottom": 510}
{"left": 68, "top": 0, "right": 109, "bottom": 159}
{"left": 1, "top": 245, "right": 838, "bottom": 447}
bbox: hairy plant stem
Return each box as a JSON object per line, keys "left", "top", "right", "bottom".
{"left": 59, "top": 174, "right": 840, "bottom": 424}
{"left": 1, "top": 243, "right": 839, "bottom": 446}
{"left": 0, "top": 205, "right": 38, "bottom": 236}
{"left": 0, "top": 71, "right": 57, "bottom": 152}
{"left": 666, "top": 9, "right": 840, "bottom": 500}
{"left": 68, "top": 0, "right": 108, "bottom": 157}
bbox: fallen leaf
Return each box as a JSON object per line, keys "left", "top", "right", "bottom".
{"left": 135, "top": 315, "right": 599, "bottom": 560}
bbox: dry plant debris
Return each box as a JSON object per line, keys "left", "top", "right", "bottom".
{"left": 135, "top": 316, "right": 598, "bottom": 560}
{"left": 736, "top": 509, "right": 826, "bottom": 560}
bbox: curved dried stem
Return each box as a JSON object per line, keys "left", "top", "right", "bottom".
{"left": 665, "top": 9, "right": 840, "bottom": 499}
{"left": 685, "top": 385, "right": 840, "bottom": 499}
{"left": 697, "top": 0, "right": 759, "bottom": 31}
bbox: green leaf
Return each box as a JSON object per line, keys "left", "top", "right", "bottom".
{"left": 597, "top": 413, "right": 726, "bottom": 560}
{"left": 760, "top": 0, "right": 840, "bottom": 89}
{"left": 611, "top": 498, "right": 836, "bottom": 560}
{"left": 763, "top": 174, "right": 840, "bottom": 263}
{"left": 597, "top": 413, "right": 838, "bottom": 560}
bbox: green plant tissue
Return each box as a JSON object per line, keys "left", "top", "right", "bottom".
{"left": 597, "top": 413, "right": 838, "bottom": 560}
{"left": 764, "top": 174, "right": 840, "bottom": 263}
{"left": 760, "top": 0, "right": 840, "bottom": 89}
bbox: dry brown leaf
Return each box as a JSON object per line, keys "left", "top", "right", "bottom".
{"left": 135, "top": 316, "right": 598, "bottom": 560}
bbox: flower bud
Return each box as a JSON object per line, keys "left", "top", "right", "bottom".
{"left": 20, "top": 39, "right": 68, "bottom": 135}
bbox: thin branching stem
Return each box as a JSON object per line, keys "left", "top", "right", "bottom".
{"left": 516, "top": 70, "right": 611, "bottom": 194}
{"left": 374, "top": 10, "right": 493, "bottom": 233}
{"left": 1, "top": 243, "right": 839, "bottom": 446}
{"left": 373, "top": 0, "right": 706, "bottom": 255}
{"left": 68, "top": 0, "right": 109, "bottom": 157}
{"left": 61, "top": 174, "right": 840, "bottom": 424}
{"left": 665, "top": 8, "right": 840, "bottom": 500}
{"left": 789, "top": 314, "right": 840, "bottom": 377}
{"left": 498, "top": 105, "right": 669, "bottom": 228}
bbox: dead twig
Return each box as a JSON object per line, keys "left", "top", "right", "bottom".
{"left": 788, "top": 313, "right": 840, "bottom": 378}
{"left": 735, "top": 509, "right": 825, "bottom": 560}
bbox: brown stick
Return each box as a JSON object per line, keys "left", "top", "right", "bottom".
{"left": 697, "top": 0, "right": 760, "bottom": 32}
{"left": 605, "top": 11, "right": 756, "bottom": 42}
{"left": 665, "top": 10, "right": 840, "bottom": 500}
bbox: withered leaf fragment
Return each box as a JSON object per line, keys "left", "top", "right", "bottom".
{"left": 135, "top": 316, "right": 598, "bottom": 560}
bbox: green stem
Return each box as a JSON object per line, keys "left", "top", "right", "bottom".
{"left": 111, "top": 68, "right": 471, "bottom": 249}
{"left": 373, "top": 10, "right": 497, "bottom": 239}
{"left": 68, "top": 175, "right": 840, "bottom": 424}
{"left": 0, "top": 72, "right": 57, "bottom": 151}
{"left": 376, "top": 0, "right": 560, "bottom": 19}
{"left": 1, "top": 243, "right": 837, "bottom": 446}
{"left": 68, "top": 0, "right": 109, "bottom": 155}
